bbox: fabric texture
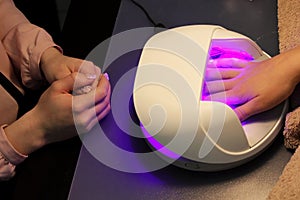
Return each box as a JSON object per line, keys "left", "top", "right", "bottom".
{"left": 0, "top": 124, "right": 27, "bottom": 180}
{"left": 267, "top": 147, "right": 300, "bottom": 200}
{"left": 0, "top": 0, "right": 60, "bottom": 180}
{"left": 278, "top": 0, "right": 300, "bottom": 111}
{"left": 283, "top": 107, "right": 300, "bottom": 150}
{"left": 277, "top": 0, "right": 300, "bottom": 150}
{"left": 267, "top": 0, "right": 300, "bottom": 199}
{"left": 0, "top": 125, "right": 27, "bottom": 165}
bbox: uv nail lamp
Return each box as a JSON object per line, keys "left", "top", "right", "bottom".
{"left": 133, "top": 25, "right": 288, "bottom": 171}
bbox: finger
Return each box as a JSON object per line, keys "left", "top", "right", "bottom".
{"left": 97, "top": 103, "right": 111, "bottom": 121}
{"left": 73, "top": 72, "right": 98, "bottom": 91}
{"left": 94, "top": 84, "right": 111, "bottom": 114}
{"left": 202, "top": 91, "right": 227, "bottom": 103}
{"left": 201, "top": 90, "right": 263, "bottom": 121}
{"left": 78, "top": 60, "right": 102, "bottom": 76}
{"left": 234, "top": 98, "right": 264, "bottom": 121}
{"left": 204, "top": 79, "right": 233, "bottom": 94}
{"left": 73, "top": 108, "right": 96, "bottom": 134}
{"left": 207, "top": 58, "right": 249, "bottom": 68}
{"left": 205, "top": 68, "right": 242, "bottom": 81}
{"left": 73, "top": 74, "right": 110, "bottom": 111}
{"left": 78, "top": 102, "right": 111, "bottom": 133}
{"left": 74, "top": 71, "right": 102, "bottom": 95}
{"left": 103, "top": 73, "right": 110, "bottom": 81}
{"left": 94, "top": 74, "right": 110, "bottom": 102}
{"left": 51, "top": 72, "right": 95, "bottom": 93}
{"left": 202, "top": 90, "right": 246, "bottom": 106}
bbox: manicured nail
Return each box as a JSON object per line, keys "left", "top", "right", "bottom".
{"left": 208, "top": 59, "right": 216, "bottom": 65}
{"left": 86, "top": 73, "right": 97, "bottom": 79}
{"left": 103, "top": 73, "right": 109, "bottom": 81}
{"left": 81, "top": 85, "right": 93, "bottom": 93}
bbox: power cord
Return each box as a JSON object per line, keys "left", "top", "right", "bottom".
{"left": 130, "top": 0, "right": 166, "bottom": 28}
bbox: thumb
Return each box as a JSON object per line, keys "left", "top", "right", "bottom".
{"left": 234, "top": 98, "right": 262, "bottom": 121}
{"left": 73, "top": 72, "right": 98, "bottom": 91}
{"left": 53, "top": 72, "right": 97, "bottom": 92}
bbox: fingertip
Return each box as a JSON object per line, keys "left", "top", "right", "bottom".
{"left": 95, "top": 66, "right": 102, "bottom": 76}
{"left": 206, "top": 59, "right": 217, "bottom": 68}
{"left": 234, "top": 107, "right": 249, "bottom": 122}
{"left": 103, "top": 73, "right": 110, "bottom": 81}
{"left": 98, "top": 73, "right": 111, "bottom": 91}
{"left": 97, "top": 104, "right": 111, "bottom": 121}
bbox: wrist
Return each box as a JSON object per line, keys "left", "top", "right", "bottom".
{"left": 0, "top": 125, "right": 28, "bottom": 165}
{"left": 40, "top": 47, "right": 62, "bottom": 83}
{"left": 281, "top": 46, "right": 300, "bottom": 84}
{"left": 4, "top": 108, "right": 47, "bottom": 155}
{"left": 269, "top": 47, "right": 300, "bottom": 86}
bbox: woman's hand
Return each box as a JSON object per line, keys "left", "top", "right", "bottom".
{"left": 4, "top": 72, "right": 111, "bottom": 155}
{"left": 35, "top": 72, "right": 111, "bottom": 143}
{"left": 40, "top": 47, "right": 101, "bottom": 84}
{"left": 203, "top": 49, "right": 300, "bottom": 121}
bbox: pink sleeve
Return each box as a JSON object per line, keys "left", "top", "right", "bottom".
{"left": 0, "top": 153, "right": 16, "bottom": 181}
{"left": 0, "top": 125, "right": 27, "bottom": 165}
{"left": 0, "top": 124, "right": 27, "bottom": 181}
{"left": 0, "top": 0, "right": 62, "bottom": 89}
{"left": 0, "top": 154, "right": 16, "bottom": 181}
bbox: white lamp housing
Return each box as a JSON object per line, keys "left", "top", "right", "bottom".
{"left": 133, "top": 25, "right": 288, "bottom": 171}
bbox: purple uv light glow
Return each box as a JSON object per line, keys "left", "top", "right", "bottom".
{"left": 141, "top": 47, "right": 254, "bottom": 160}
{"left": 140, "top": 123, "right": 181, "bottom": 160}
{"left": 202, "top": 47, "right": 254, "bottom": 109}
{"left": 209, "top": 47, "right": 254, "bottom": 60}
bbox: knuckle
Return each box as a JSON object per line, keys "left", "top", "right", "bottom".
{"left": 101, "top": 98, "right": 110, "bottom": 107}
{"left": 71, "top": 72, "right": 79, "bottom": 80}
{"left": 81, "top": 60, "right": 95, "bottom": 70}
{"left": 235, "top": 108, "right": 247, "bottom": 121}
{"left": 75, "top": 116, "right": 89, "bottom": 129}
{"left": 72, "top": 101, "right": 84, "bottom": 112}
{"left": 84, "top": 60, "right": 94, "bottom": 66}
{"left": 107, "top": 103, "right": 111, "bottom": 111}
{"left": 51, "top": 81, "right": 60, "bottom": 90}
{"left": 98, "top": 90, "right": 107, "bottom": 99}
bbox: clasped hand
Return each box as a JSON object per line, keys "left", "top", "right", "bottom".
{"left": 33, "top": 47, "right": 111, "bottom": 145}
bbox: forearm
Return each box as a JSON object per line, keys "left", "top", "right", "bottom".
{"left": 271, "top": 46, "right": 300, "bottom": 85}
{"left": 0, "top": 0, "right": 62, "bottom": 89}
{"left": 3, "top": 26, "right": 61, "bottom": 89}
{"left": 0, "top": 0, "right": 28, "bottom": 40}
{"left": 0, "top": 109, "right": 44, "bottom": 180}
{"left": 2, "top": 108, "right": 46, "bottom": 156}
{"left": 40, "top": 47, "right": 64, "bottom": 83}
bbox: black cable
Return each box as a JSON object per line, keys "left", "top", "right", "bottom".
{"left": 130, "top": 0, "right": 166, "bottom": 28}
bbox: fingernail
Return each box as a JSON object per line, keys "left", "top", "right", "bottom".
{"left": 82, "top": 85, "right": 93, "bottom": 93}
{"left": 103, "top": 73, "right": 109, "bottom": 81}
{"left": 85, "top": 73, "right": 97, "bottom": 80}
{"left": 208, "top": 59, "right": 214, "bottom": 64}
